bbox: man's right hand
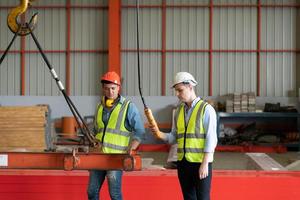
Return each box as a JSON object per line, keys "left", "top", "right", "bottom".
{"left": 144, "top": 108, "right": 167, "bottom": 141}
{"left": 89, "top": 143, "right": 103, "bottom": 153}
{"left": 148, "top": 124, "right": 165, "bottom": 140}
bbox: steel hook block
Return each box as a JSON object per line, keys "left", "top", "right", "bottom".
{"left": 7, "top": 0, "right": 38, "bottom": 36}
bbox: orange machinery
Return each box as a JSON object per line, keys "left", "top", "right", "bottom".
{"left": 0, "top": 151, "right": 141, "bottom": 171}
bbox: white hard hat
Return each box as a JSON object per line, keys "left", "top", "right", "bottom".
{"left": 172, "top": 72, "right": 198, "bottom": 88}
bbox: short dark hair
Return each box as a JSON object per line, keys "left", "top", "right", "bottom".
{"left": 101, "top": 80, "right": 115, "bottom": 85}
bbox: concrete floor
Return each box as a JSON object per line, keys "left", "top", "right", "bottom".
{"left": 140, "top": 151, "right": 300, "bottom": 170}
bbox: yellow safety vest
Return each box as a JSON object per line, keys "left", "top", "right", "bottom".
{"left": 175, "top": 100, "right": 207, "bottom": 162}
{"left": 95, "top": 99, "right": 131, "bottom": 153}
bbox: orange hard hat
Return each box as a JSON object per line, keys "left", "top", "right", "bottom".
{"left": 101, "top": 71, "right": 121, "bottom": 85}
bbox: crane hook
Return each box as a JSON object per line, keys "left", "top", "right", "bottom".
{"left": 7, "top": 0, "right": 38, "bottom": 36}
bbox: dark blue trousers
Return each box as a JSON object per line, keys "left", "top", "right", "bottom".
{"left": 177, "top": 158, "right": 212, "bottom": 200}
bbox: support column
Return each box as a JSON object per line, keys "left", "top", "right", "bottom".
{"left": 108, "top": 0, "right": 121, "bottom": 76}
{"left": 66, "top": 0, "right": 71, "bottom": 95}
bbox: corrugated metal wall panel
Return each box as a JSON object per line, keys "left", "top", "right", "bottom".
{"left": 166, "top": 7, "right": 210, "bottom": 50}
{"left": 72, "top": 0, "right": 107, "bottom": 5}
{"left": 34, "top": 0, "right": 66, "bottom": 6}
{"left": 121, "top": 1, "right": 299, "bottom": 97}
{"left": 1, "top": 1, "right": 299, "bottom": 97}
{"left": 30, "top": 0, "right": 108, "bottom": 6}
{"left": 123, "top": 0, "right": 162, "bottom": 6}
{"left": 70, "top": 5, "right": 107, "bottom": 96}
{"left": 0, "top": 7, "right": 20, "bottom": 50}
{"left": 0, "top": 0, "right": 19, "bottom": 6}
{"left": 166, "top": 53, "right": 209, "bottom": 96}
{"left": 70, "top": 53, "right": 107, "bottom": 96}
{"left": 0, "top": 0, "right": 107, "bottom": 96}
{"left": 71, "top": 8, "right": 106, "bottom": 50}
{"left": 122, "top": 8, "right": 161, "bottom": 49}
{"left": 26, "top": 9, "right": 66, "bottom": 51}
{"left": 165, "top": 6, "right": 210, "bottom": 96}
{"left": 0, "top": 54, "right": 21, "bottom": 95}
{"left": 260, "top": 7, "right": 297, "bottom": 96}
{"left": 122, "top": 52, "right": 161, "bottom": 96}
{"left": 121, "top": 5, "right": 162, "bottom": 96}
{"left": 71, "top": 6, "right": 107, "bottom": 95}
{"left": 213, "top": 8, "right": 257, "bottom": 50}
{"left": 18, "top": 6, "right": 64, "bottom": 95}
{"left": 261, "top": 8, "right": 296, "bottom": 49}
{"left": 17, "top": 0, "right": 106, "bottom": 6}
{"left": 214, "top": 0, "right": 256, "bottom": 4}
{"left": 166, "top": 0, "right": 210, "bottom": 5}
{"left": 212, "top": 7, "right": 257, "bottom": 95}
{"left": 25, "top": 53, "right": 66, "bottom": 96}
{"left": 0, "top": 2, "right": 21, "bottom": 95}
{"left": 261, "top": 0, "right": 298, "bottom": 4}
{"left": 24, "top": 8, "right": 66, "bottom": 96}
{"left": 260, "top": 53, "right": 296, "bottom": 97}
{"left": 165, "top": 6, "right": 209, "bottom": 95}
{"left": 213, "top": 53, "right": 256, "bottom": 95}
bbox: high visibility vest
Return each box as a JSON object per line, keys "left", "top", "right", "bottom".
{"left": 95, "top": 99, "right": 131, "bottom": 153}
{"left": 175, "top": 100, "right": 207, "bottom": 162}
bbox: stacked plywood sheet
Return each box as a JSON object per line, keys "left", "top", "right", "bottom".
{"left": 241, "top": 93, "right": 248, "bottom": 112}
{"left": 248, "top": 92, "right": 256, "bottom": 112}
{"left": 225, "top": 92, "right": 256, "bottom": 113}
{"left": 0, "top": 105, "right": 48, "bottom": 151}
{"left": 225, "top": 94, "right": 234, "bottom": 113}
{"left": 233, "top": 93, "right": 241, "bottom": 112}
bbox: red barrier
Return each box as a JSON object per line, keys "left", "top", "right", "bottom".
{"left": 138, "top": 144, "right": 287, "bottom": 153}
{"left": 0, "top": 170, "right": 299, "bottom": 200}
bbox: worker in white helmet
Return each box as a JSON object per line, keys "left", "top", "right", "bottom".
{"left": 149, "top": 72, "right": 218, "bottom": 200}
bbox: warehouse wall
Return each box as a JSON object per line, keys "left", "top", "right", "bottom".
{"left": 0, "top": 0, "right": 108, "bottom": 96}
{"left": 0, "top": 95, "right": 178, "bottom": 143}
{"left": 121, "top": 0, "right": 300, "bottom": 97}
{"left": 0, "top": 95, "right": 299, "bottom": 144}
{"left": 0, "top": 96, "right": 177, "bottom": 122}
{"left": 0, "top": 95, "right": 298, "bottom": 120}
{"left": 1, "top": 0, "right": 300, "bottom": 97}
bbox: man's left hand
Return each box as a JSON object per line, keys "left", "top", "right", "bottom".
{"left": 199, "top": 163, "right": 209, "bottom": 179}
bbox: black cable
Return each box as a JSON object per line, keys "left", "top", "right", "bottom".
{"left": 0, "top": 30, "right": 19, "bottom": 66}
{"left": 62, "top": 92, "right": 95, "bottom": 145}
{"left": 136, "top": 0, "right": 147, "bottom": 108}
{"left": 1, "top": 10, "right": 96, "bottom": 146}
{"left": 28, "top": 24, "right": 96, "bottom": 146}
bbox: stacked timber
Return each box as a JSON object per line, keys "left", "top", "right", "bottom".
{"left": 248, "top": 92, "right": 256, "bottom": 112}
{"left": 241, "top": 93, "right": 248, "bottom": 112}
{"left": 233, "top": 93, "right": 241, "bottom": 112}
{"left": 0, "top": 105, "right": 48, "bottom": 151}
{"left": 225, "top": 94, "right": 234, "bottom": 113}
{"left": 224, "top": 92, "right": 256, "bottom": 113}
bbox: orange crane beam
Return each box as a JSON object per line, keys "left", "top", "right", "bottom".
{"left": 0, "top": 152, "right": 141, "bottom": 171}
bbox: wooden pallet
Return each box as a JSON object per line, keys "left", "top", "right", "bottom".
{"left": 0, "top": 105, "right": 48, "bottom": 151}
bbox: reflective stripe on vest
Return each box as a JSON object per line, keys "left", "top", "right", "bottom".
{"left": 95, "top": 99, "right": 131, "bottom": 153}
{"left": 176, "top": 100, "right": 207, "bottom": 162}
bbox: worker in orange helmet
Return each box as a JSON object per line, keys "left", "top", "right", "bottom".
{"left": 87, "top": 71, "right": 145, "bottom": 200}
{"left": 149, "top": 72, "right": 218, "bottom": 200}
